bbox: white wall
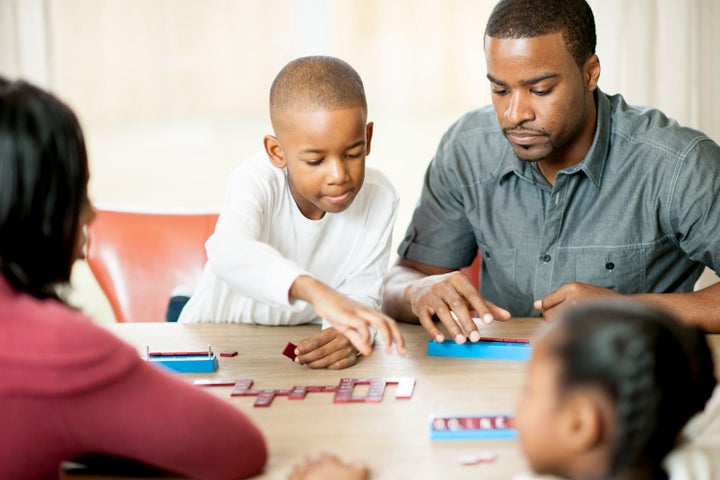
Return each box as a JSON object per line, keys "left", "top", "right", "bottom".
{"left": 1, "top": 0, "right": 718, "bottom": 322}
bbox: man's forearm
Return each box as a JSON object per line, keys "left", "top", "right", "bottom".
{"left": 381, "top": 266, "right": 425, "bottom": 323}
{"left": 633, "top": 282, "right": 720, "bottom": 333}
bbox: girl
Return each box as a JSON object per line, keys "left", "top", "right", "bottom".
{"left": 290, "top": 300, "right": 716, "bottom": 479}
{"left": 0, "top": 78, "right": 267, "bottom": 479}
{"left": 515, "top": 300, "right": 716, "bottom": 479}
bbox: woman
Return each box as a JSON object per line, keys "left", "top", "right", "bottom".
{"left": 0, "top": 78, "right": 267, "bottom": 479}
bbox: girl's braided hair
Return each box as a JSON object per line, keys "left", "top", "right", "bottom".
{"left": 550, "top": 300, "right": 716, "bottom": 477}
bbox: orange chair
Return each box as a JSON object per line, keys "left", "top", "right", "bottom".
{"left": 460, "top": 252, "right": 481, "bottom": 290}
{"left": 86, "top": 208, "right": 219, "bottom": 322}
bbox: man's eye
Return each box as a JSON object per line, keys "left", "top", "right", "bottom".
{"left": 532, "top": 88, "right": 553, "bottom": 96}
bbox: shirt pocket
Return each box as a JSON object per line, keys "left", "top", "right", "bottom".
{"left": 479, "top": 246, "right": 529, "bottom": 312}
{"left": 573, "top": 246, "right": 646, "bottom": 293}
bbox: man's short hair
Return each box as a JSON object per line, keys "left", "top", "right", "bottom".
{"left": 484, "top": 0, "right": 596, "bottom": 68}
{"left": 269, "top": 56, "right": 367, "bottom": 130}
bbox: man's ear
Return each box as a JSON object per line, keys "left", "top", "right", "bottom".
{"left": 560, "top": 393, "right": 605, "bottom": 453}
{"left": 264, "top": 135, "right": 286, "bottom": 169}
{"left": 365, "top": 122, "right": 374, "bottom": 157}
{"left": 584, "top": 54, "right": 601, "bottom": 92}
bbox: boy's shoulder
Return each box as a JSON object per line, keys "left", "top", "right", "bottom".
{"left": 231, "top": 151, "right": 277, "bottom": 178}
{"left": 346, "top": 166, "right": 398, "bottom": 219}
{"left": 361, "top": 166, "right": 398, "bottom": 201}
{"left": 226, "top": 151, "right": 285, "bottom": 193}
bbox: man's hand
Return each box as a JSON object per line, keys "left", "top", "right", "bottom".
{"left": 290, "top": 275, "right": 406, "bottom": 356}
{"left": 294, "top": 327, "right": 358, "bottom": 370}
{"left": 406, "top": 271, "right": 510, "bottom": 343}
{"left": 534, "top": 282, "right": 621, "bottom": 320}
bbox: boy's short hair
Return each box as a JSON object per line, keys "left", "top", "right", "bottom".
{"left": 484, "top": 0, "right": 596, "bottom": 68}
{"left": 269, "top": 56, "right": 367, "bottom": 130}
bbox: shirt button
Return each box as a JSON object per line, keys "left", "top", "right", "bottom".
{"left": 541, "top": 254, "right": 551, "bottom": 263}
{"left": 606, "top": 262, "right": 615, "bottom": 270}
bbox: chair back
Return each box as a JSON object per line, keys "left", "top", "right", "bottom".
{"left": 86, "top": 208, "right": 218, "bottom": 322}
{"left": 460, "top": 252, "right": 481, "bottom": 290}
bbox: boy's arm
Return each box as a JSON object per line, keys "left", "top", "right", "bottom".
{"left": 326, "top": 172, "right": 398, "bottom": 320}
{"left": 206, "top": 158, "right": 313, "bottom": 309}
{"left": 339, "top": 172, "right": 398, "bottom": 307}
{"left": 290, "top": 275, "right": 405, "bottom": 356}
{"left": 311, "top": 175, "right": 399, "bottom": 354}
{"left": 321, "top": 200, "right": 393, "bottom": 344}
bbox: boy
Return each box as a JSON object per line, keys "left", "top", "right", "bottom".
{"left": 179, "top": 56, "right": 405, "bottom": 368}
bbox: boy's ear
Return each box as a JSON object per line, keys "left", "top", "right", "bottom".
{"left": 365, "top": 122, "right": 374, "bottom": 157}
{"left": 264, "top": 135, "right": 286, "bottom": 169}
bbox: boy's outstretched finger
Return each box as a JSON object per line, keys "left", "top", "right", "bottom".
{"left": 386, "top": 318, "right": 406, "bottom": 354}
{"left": 338, "top": 327, "right": 373, "bottom": 356}
{"left": 362, "top": 310, "right": 406, "bottom": 354}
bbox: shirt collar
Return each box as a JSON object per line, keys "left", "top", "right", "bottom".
{"left": 499, "top": 89, "right": 611, "bottom": 189}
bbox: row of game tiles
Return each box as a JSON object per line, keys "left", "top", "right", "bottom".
{"left": 193, "top": 377, "right": 416, "bottom": 407}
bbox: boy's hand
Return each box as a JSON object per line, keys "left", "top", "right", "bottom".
{"left": 289, "top": 452, "right": 369, "bottom": 480}
{"left": 294, "top": 328, "right": 358, "bottom": 370}
{"left": 290, "top": 275, "right": 406, "bottom": 356}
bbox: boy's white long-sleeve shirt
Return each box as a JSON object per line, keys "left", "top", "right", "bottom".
{"left": 178, "top": 152, "right": 399, "bottom": 327}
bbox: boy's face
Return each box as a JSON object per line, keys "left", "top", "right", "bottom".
{"left": 265, "top": 106, "right": 372, "bottom": 220}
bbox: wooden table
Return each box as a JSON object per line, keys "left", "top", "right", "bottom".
{"left": 66, "top": 319, "right": 720, "bottom": 480}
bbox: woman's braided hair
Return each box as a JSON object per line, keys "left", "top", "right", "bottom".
{"left": 550, "top": 300, "right": 716, "bottom": 477}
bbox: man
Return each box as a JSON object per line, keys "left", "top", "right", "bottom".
{"left": 383, "top": 0, "right": 720, "bottom": 342}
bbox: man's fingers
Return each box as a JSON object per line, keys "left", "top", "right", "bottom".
{"left": 432, "top": 301, "right": 466, "bottom": 343}
{"left": 534, "top": 289, "right": 572, "bottom": 320}
{"left": 485, "top": 301, "right": 511, "bottom": 322}
{"left": 446, "top": 297, "right": 480, "bottom": 342}
{"left": 425, "top": 279, "right": 472, "bottom": 343}
{"left": 418, "top": 309, "right": 445, "bottom": 342}
{"left": 410, "top": 272, "right": 497, "bottom": 344}
{"left": 536, "top": 291, "right": 565, "bottom": 312}
{"left": 443, "top": 273, "right": 496, "bottom": 336}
